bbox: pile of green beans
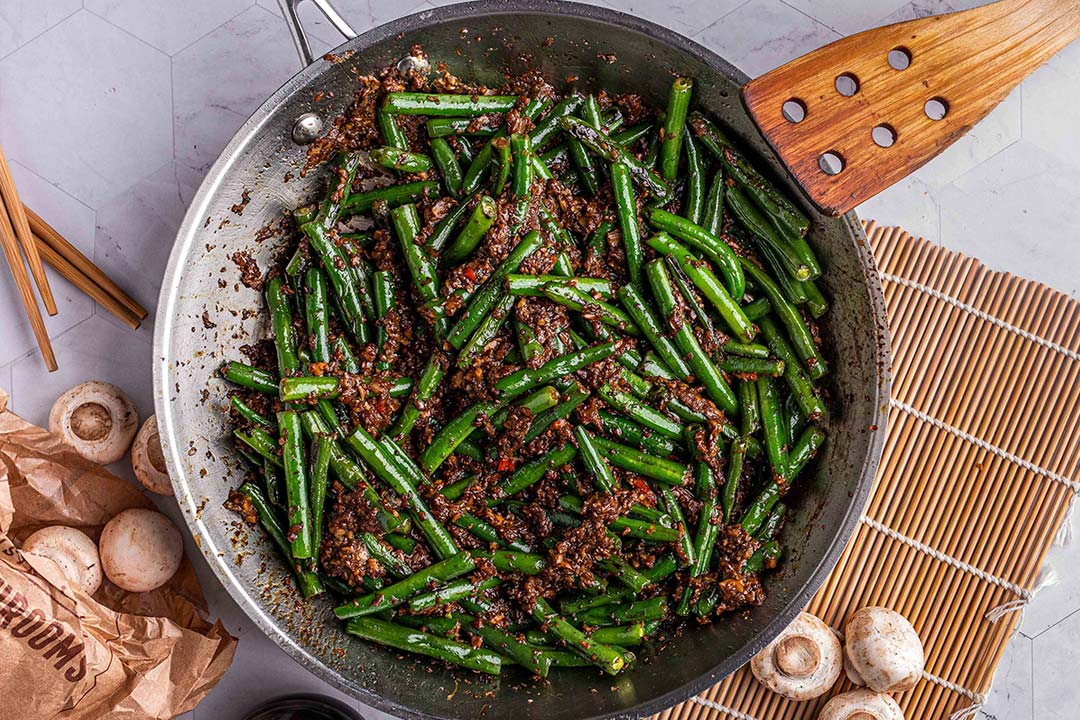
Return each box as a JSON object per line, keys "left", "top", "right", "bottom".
{"left": 221, "top": 69, "right": 830, "bottom": 679}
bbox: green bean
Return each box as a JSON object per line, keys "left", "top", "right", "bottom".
{"left": 345, "top": 425, "right": 459, "bottom": 559}
{"left": 611, "top": 122, "right": 652, "bottom": 146}
{"left": 457, "top": 292, "right": 515, "bottom": 367}
{"left": 510, "top": 133, "right": 533, "bottom": 197}
{"left": 701, "top": 168, "right": 724, "bottom": 236}
{"left": 335, "top": 552, "right": 475, "bottom": 619}
{"left": 756, "top": 504, "right": 787, "bottom": 542}
{"left": 377, "top": 105, "right": 409, "bottom": 149}
{"left": 718, "top": 356, "right": 785, "bottom": 376}
{"left": 741, "top": 260, "right": 827, "bottom": 379}
{"left": 540, "top": 283, "right": 639, "bottom": 336}
{"left": 309, "top": 433, "right": 331, "bottom": 556}
{"left": 600, "top": 556, "right": 652, "bottom": 593}
{"left": 369, "top": 146, "right": 432, "bottom": 173}
{"left": 726, "top": 186, "right": 810, "bottom": 281}
{"left": 279, "top": 376, "right": 411, "bottom": 402}
{"left": 231, "top": 396, "right": 274, "bottom": 430}
{"left": 300, "top": 227, "right": 369, "bottom": 343}
{"left": 425, "top": 197, "right": 473, "bottom": 254}
{"left": 757, "top": 376, "right": 788, "bottom": 481}
{"left": 659, "top": 487, "right": 694, "bottom": 567}
{"left": 276, "top": 411, "right": 313, "bottom": 559}
{"left": 426, "top": 117, "right": 499, "bottom": 137}
{"left": 742, "top": 541, "right": 781, "bottom": 574}
{"left": 223, "top": 361, "right": 277, "bottom": 394}
{"left": 235, "top": 425, "right": 281, "bottom": 467}
{"left": 741, "top": 297, "right": 772, "bottom": 321}
{"left": 724, "top": 341, "right": 770, "bottom": 358}
{"left": 485, "top": 549, "right": 548, "bottom": 575}
{"left": 660, "top": 78, "right": 693, "bottom": 181}
{"left": 301, "top": 269, "right": 331, "bottom": 365}
{"left": 560, "top": 117, "right": 672, "bottom": 201}
{"left": 694, "top": 585, "right": 720, "bottom": 617}
{"left": 523, "top": 382, "right": 590, "bottom": 444}
{"left": 529, "top": 598, "right": 628, "bottom": 675}
{"left": 347, "top": 617, "right": 502, "bottom": 675}
{"left": 331, "top": 336, "right": 360, "bottom": 373}
{"left": 647, "top": 208, "right": 744, "bottom": 300}
{"left": 714, "top": 138, "right": 810, "bottom": 243}
{"left": 385, "top": 533, "right": 417, "bottom": 555}
{"left": 420, "top": 400, "right": 500, "bottom": 474}
{"left": 391, "top": 204, "right": 445, "bottom": 337}
{"left": 359, "top": 532, "right": 412, "bottom": 579}
{"left": 598, "top": 384, "right": 680, "bottom": 440}
{"left": 645, "top": 260, "right": 737, "bottom": 415}
{"left": 615, "top": 284, "right": 693, "bottom": 380}
{"left": 610, "top": 162, "right": 644, "bottom": 290}
{"left": 567, "top": 128, "right": 600, "bottom": 195}
{"left": 530, "top": 95, "right": 584, "bottom": 149}
{"left": 594, "top": 411, "right": 677, "bottom": 457}
{"left": 682, "top": 131, "right": 706, "bottom": 225}
{"left": 757, "top": 316, "right": 826, "bottom": 419}
{"left": 738, "top": 379, "right": 760, "bottom": 437}
{"left": 409, "top": 576, "right": 501, "bottom": 612}
{"left": 391, "top": 355, "right": 447, "bottom": 440}
{"left": 801, "top": 277, "right": 829, "bottom": 319}
{"left": 447, "top": 230, "right": 543, "bottom": 349}
{"left": 442, "top": 196, "right": 496, "bottom": 265}
{"left": 574, "top": 425, "right": 617, "bottom": 493}
{"left": 690, "top": 461, "right": 720, "bottom": 576}
{"left": 507, "top": 274, "right": 613, "bottom": 298}
{"left": 789, "top": 426, "right": 826, "bottom": 477}
{"left": 574, "top": 596, "right": 667, "bottom": 626}
{"left": 383, "top": 92, "right": 517, "bottom": 116}
{"left": 371, "top": 270, "right": 395, "bottom": 369}
{"left": 456, "top": 513, "right": 532, "bottom": 552}
{"left": 496, "top": 342, "right": 616, "bottom": 400}
{"left": 647, "top": 232, "right": 754, "bottom": 342}
{"left": 342, "top": 180, "right": 436, "bottom": 217}
{"left": 266, "top": 277, "right": 301, "bottom": 377}
{"left": 467, "top": 614, "right": 554, "bottom": 677}
{"left": 429, "top": 137, "right": 462, "bottom": 196}
{"left": 487, "top": 136, "right": 510, "bottom": 195}
{"left": 492, "top": 445, "right": 577, "bottom": 501}
{"left": 592, "top": 435, "right": 687, "bottom": 486}
{"left": 723, "top": 438, "right": 746, "bottom": 524}
{"left": 238, "top": 482, "right": 323, "bottom": 597}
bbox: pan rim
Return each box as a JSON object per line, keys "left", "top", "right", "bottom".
{"left": 154, "top": 2, "right": 891, "bottom": 718}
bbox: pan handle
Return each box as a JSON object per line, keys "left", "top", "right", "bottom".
{"left": 277, "top": 0, "right": 357, "bottom": 67}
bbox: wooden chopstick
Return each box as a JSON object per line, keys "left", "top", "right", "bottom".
{"left": 33, "top": 232, "right": 142, "bottom": 330}
{"left": 0, "top": 196, "right": 57, "bottom": 371}
{"left": 23, "top": 205, "right": 148, "bottom": 321}
{"left": 0, "top": 145, "right": 56, "bottom": 316}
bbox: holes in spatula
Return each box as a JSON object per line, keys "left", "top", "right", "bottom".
{"left": 924, "top": 97, "right": 949, "bottom": 120}
{"left": 781, "top": 98, "right": 807, "bottom": 123}
{"left": 872, "top": 124, "right": 897, "bottom": 147}
{"left": 888, "top": 47, "right": 912, "bottom": 70}
{"left": 818, "top": 151, "right": 845, "bottom": 175}
{"left": 834, "top": 73, "right": 859, "bottom": 97}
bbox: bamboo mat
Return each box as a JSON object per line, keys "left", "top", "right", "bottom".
{"left": 656, "top": 222, "right": 1080, "bottom": 720}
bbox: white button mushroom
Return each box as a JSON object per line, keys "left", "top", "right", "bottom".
{"left": 131, "top": 415, "right": 173, "bottom": 495}
{"left": 843, "top": 606, "right": 925, "bottom": 693}
{"left": 49, "top": 381, "right": 138, "bottom": 465}
{"left": 99, "top": 509, "right": 183, "bottom": 592}
{"left": 751, "top": 611, "right": 842, "bottom": 700}
{"left": 817, "top": 688, "right": 905, "bottom": 720}
{"left": 20, "top": 526, "right": 103, "bottom": 596}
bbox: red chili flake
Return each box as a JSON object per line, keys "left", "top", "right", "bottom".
{"left": 497, "top": 456, "right": 514, "bottom": 472}
{"left": 463, "top": 266, "right": 476, "bottom": 283}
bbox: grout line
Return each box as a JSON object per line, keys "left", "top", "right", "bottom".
{"left": 777, "top": 0, "right": 846, "bottom": 38}
{"left": 0, "top": 5, "right": 84, "bottom": 62}
{"left": 689, "top": 0, "right": 754, "bottom": 39}
{"left": 82, "top": 6, "right": 174, "bottom": 59}
{"left": 167, "top": 2, "right": 264, "bottom": 59}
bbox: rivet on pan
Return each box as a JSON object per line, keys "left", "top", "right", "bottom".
{"left": 292, "top": 113, "right": 324, "bottom": 145}
{"left": 397, "top": 55, "right": 430, "bottom": 74}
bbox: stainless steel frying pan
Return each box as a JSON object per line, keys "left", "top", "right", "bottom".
{"left": 154, "top": 2, "right": 891, "bottom": 718}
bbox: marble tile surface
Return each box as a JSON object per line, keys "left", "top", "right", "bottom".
{"left": 0, "top": 0, "right": 1075, "bottom": 718}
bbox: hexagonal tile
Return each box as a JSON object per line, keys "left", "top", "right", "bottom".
{"left": 980, "top": 634, "right": 1033, "bottom": 720}
{"left": 602, "top": 0, "right": 745, "bottom": 38}
{"left": 93, "top": 161, "right": 199, "bottom": 331}
{"left": 0, "top": 160, "right": 96, "bottom": 367}
{"left": 1033, "top": 608, "right": 1080, "bottom": 719}
{"left": 1017, "top": 526, "right": 1080, "bottom": 638}
{"left": 172, "top": 6, "right": 307, "bottom": 178}
{"left": 8, "top": 314, "right": 153, "bottom": 429}
{"left": 257, "top": 0, "right": 433, "bottom": 49}
{"left": 85, "top": 0, "right": 254, "bottom": 55}
{"left": 879, "top": 0, "right": 997, "bottom": 25}
{"left": 938, "top": 140, "right": 1080, "bottom": 299}
{"left": 0, "top": 11, "right": 172, "bottom": 208}
{"left": 0, "top": 365, "right": 11, "bottom": 396}
{"left": 696, "top": 0, "right": 841, "bottom": 79}
{"left": 0, "top": 0, "right": 80, "bottom": 59}
{"left": 781, "top": 0, "right": 911, "bottom": 35}
{"left": 1022, "top": 38, "right": 1080, "bottom": 172}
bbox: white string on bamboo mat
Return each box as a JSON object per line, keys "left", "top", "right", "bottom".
{"left": 690, "top": 696, "right": 760, "bottom": 720}
{"left": 858, "top": 516, "right": 1032, "bottom": 623}
{"left": 890, "top": 399, "right": 1080, "bottom": 495}
{"left": 878, "top": 271, "right": 1080, "bottom": 363}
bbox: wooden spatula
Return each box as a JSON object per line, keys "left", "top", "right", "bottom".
{"left": 742, "top": 0, "right": 1080, "bottom": 216}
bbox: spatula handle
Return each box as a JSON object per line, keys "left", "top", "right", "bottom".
{"left": 743, "top": 0, "right": 1080, "bottom": 216}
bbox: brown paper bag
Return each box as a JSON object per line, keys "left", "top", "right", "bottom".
{"left": 0, "top": 387, "right": 236, "bottom": 719}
